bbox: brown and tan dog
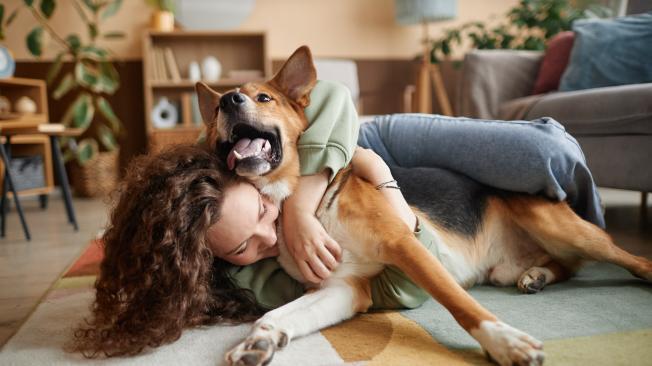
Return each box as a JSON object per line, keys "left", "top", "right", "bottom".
{"left": 196, "top": 46, "right": 652, "bottom": 366}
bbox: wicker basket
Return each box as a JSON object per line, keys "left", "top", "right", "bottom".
{"left": 69, "top": 149, "right": 119, "bottom": 198}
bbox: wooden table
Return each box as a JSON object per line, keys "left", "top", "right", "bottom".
{"left": 1, "top": 123, "right": 81, "bottom": 240}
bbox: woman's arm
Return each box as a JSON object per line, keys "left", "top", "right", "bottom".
{"left": 282, "top": 172, "right": 342, "bottom": 284}
{"left": 351, "top": 147, "right": 417, "bottom": 231}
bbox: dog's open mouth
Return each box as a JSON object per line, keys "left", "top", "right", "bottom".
{"left": 221, "top": 123, "right": 282, "bottom": 176}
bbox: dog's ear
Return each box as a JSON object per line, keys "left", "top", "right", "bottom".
{"left": 195, "top": 82, "right": 222, "bottom": 124}
{"left": 270, "top": 45, "right": 317, "bottom": 108}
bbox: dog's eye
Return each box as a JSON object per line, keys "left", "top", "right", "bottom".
{"left": 256, "top": 93, "right": 272, "bottom": 103}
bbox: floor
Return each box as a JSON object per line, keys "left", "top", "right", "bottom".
{"left": 0, "top": 189, "right": 650, "bottom": 349}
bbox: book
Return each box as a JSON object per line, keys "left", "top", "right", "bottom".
{"left": 164, "top": 47, "right": 182, "bottom": 82}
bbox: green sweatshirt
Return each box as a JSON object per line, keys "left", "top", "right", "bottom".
{"left": 226, "top": 80, "right": 435, "bottom": 310}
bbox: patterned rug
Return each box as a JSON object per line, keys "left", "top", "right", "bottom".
{"left": 2, "top": 240, "right": 651, "bottom": 365}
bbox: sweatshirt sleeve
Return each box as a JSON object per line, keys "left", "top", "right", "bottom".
{"left": 300, "top": 80, "right": 360, "bottom": 181}
{"left": 228, "top": 258, "right": 304, "bottom": 309}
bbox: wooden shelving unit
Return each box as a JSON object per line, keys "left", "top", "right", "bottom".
{"left": 0, "top": 78, "right": 54, "bottom": 198}
{"left": 142, "top": 31, "right": 270, "bottom": 152}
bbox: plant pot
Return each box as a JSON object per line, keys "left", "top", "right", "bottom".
{"left": 69, "top": 150, "right": 119, "bottom": 198}
{"left": 151, "top": 10, "right": 175, "bottom": 32}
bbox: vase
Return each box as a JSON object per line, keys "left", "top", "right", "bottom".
{"left": 151, "top": 10, "right": 175, "bottom": 32}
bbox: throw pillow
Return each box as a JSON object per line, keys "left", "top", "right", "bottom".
{"left": 532, "top": 31, "right": 575, "bottom": 94}
{"left": 559, "top": 12, "right": 652, "bottom": 92}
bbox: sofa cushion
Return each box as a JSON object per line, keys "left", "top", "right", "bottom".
{"left": 532, "top": 31, "right": 575, "bottom": 95}
{"left": 559, "top": 12, "right": 652, "bottom": 92}
{"left": 524, "top": 83, "right": 652, "bottom": 136}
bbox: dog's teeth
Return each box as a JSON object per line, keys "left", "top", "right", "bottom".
{"left": 233, "top": 151, "right": 244, "bottom": 160}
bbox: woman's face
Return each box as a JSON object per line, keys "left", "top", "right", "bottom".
{"left": 206, "top": 182, "right": 280, "bottom": 265}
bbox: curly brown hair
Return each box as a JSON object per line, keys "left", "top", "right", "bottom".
{"left": 70, "top": 144, "right": 267, "bottom": 357}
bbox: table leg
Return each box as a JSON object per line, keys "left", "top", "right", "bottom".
{"left": 0, "top": 140, "right": 31, "bottom": 241}
{"left": 50, "top": 136, "right": 78, "bottom": 231}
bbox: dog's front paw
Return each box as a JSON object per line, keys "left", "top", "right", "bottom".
{"left": 225, "top": 336, "right": 276, "bottom": 366}
{"left": 225, "top": 323, "right": 289, "bottom": 366}
{"left": 472, "top": 321, "right": 545, "bottom": 366}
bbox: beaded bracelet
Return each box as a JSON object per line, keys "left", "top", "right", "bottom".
{"left": 375, "top": 179, "right": 400, "bottom": 190}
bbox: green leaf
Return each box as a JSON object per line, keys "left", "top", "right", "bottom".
{"left": 40, "top": 0, "right": 55, "bottom": 18}
{"left": 82, "top": 0, "right": 99, "bottom": 13}
{"left": 75, "top": 138, "right": 99, "bottom": 166}
{"left": 101, "top": 0, "right": 122, "bottom": 20}
{"left": 66, "top": 34, "right": 81, "bottom": 53}
{"left": 96, "top": 96, "right": 121, "bottom": 132}
{"left": 53, "top": 72, "right": 75, "bottom": 99}
{"left": 103, "top": 31, "right": 125, "bottom": 39}
{"left": 79, "top": 45, "right": 108, "bottom": 60}
{"left": 26, "top": 26, "right": 43, "bottom": 57}
{"left": 24, "top": 0, "right": 34, "bottom": 6}
{"left": 0, "top": 5, "right": 4, "bottom": 26}
{"left": 47, "top": 52, "right": 65, "bottom": 85}
{"left": 62, "top": 93, "right": 94, "bottom": 129}
{"left": 98, "top": 61, "right": 119, "bottom": 94}
{"left": 75, "top": 61, "right": 101, "bottom": 92}
{"left": 88, "top": 22, "right": 98, "bottom": 40}
{"left": 73, "top": 93, "right": 95, "bottom": 129}
{"left": 97, "top": 124, "right": 118, "bottom": 151}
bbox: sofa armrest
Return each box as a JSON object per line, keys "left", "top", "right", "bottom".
{"left": 457, "top": 50, "right": 543, "bottom": 119}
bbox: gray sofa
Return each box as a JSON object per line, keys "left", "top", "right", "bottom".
{"left": 457, "top": 49, "right": 652, "bottom": 197}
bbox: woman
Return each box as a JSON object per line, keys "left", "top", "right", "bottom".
{"left": 72, "top": 82, "right": 603, "bottom": 357}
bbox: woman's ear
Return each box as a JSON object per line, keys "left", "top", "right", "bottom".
{"left": 270, "top": 45, "right": 317, "bottom": 108}
{"left": 196, "top": 82, "right": 222, "bottom": 125}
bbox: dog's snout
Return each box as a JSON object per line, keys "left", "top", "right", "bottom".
{"left": 220, "top": 92, "right": 246, "bottom": 112}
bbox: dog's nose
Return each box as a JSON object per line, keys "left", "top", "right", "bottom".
{"left": 220, "top": 92, "right": 246, "bottom": 112}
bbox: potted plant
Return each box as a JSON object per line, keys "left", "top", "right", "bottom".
{"left": 430, "top": 0, "right": 611, "bottom": 62}
{"left": 0, "top": 0, "right": 124, "bottom": 197}
{"left": 146, "top": 0, "right": 175, "bottom": 32}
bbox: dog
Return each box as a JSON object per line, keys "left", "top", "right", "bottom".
{"left": 196, "top": 46, "right": 652, "bottom": 366}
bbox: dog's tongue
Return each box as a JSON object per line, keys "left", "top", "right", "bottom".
{"left": 227, "top": 138, "right": 270, "bottom": 170}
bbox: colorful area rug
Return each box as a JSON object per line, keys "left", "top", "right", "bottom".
{"left": 2, "top": 240, "right": 651, "bottom": 365}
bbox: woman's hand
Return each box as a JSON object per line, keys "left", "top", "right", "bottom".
{"left": 351, "top": 147, "right": 417, "bottom": 231}
{"left": 282, "top": 209, "right": 342, "bottom": 284}
{"left": 282, "top": 171, "right": 342, "bottom": 284}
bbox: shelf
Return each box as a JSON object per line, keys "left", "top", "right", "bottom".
{"left": 150, "top": 78, "right": 265, "bottom": 89}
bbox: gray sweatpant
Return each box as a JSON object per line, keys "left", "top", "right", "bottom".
{"left": 358, "top": 114, "right": 605, "bottom": 228}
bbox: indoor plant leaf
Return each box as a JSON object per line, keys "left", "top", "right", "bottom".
{"left": 26, "top": 26, "right": 43, "bottom": 57}
{"left": 75, "top": 61, "right": 102, "bottom": 92}
{"left": 75, "top": 138, "right": 99, "bottom": 166}
{"left": 61, "top": 93, "right": 94, "bottom": 129}
{"left": 46, "top": 52, "right": 65, "bottom": 85}
{"left": 23, "top": 0, "right": 34, "bottom": 6}
{"left": 53, "top": 72, "right": 76, "bottom": 99}
{"left": 96, "top": 96, "right": 121, "bottom": 133}
{"left": 39, "top": 0, "right": 55, "bottom": 18}
{"left": 81, "top": 0, "right": 99, "bottom": 13}
{"left": 88, "top": 22, "right": 98, "bottom": 40}
{"left": 97, "top": 124, "right": 118, "bottom": 151}
{"left": 101, "top": 0, "right": 122, "bottom": 20}
{"left": 66, "top": 34, "right": 81, "bottom": 53}
{"left": 103, "top": 31, "right": 125, "bottom": 39}
{"left": 98, "top": 61, "right": 119, "bottom": 94}
{"left": 72, "top": 93, "right": 95, "bottom": 129}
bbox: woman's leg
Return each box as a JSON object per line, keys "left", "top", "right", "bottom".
{"left": 357, "top": 113, "right": 605, "bottom": 228}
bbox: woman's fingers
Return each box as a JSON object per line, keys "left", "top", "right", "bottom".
{"left": 324, "top": 236, "right": 342, "bottom": 263}
{"left": 306, "top": 255, "right": 331, "bottom": 281}
{"left": 317, "top": 243, "right": 339, "bottom": 271}
{"left": 298, "top": 260, "right": 322, "bottom": 284}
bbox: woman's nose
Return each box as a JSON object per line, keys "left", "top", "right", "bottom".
{"left": 260, "top": 224, "right": 277, "bottom": 247}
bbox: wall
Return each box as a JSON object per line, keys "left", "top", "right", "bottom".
{"left": 6, "top": 0, "right": 519, "bottom": 60}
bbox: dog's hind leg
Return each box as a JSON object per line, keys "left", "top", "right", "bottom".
{"left": 225, "top": 278, "right": 371, "bottom": 366}
{"left": 506, "top": 197, "right": 652, "bottom": 282}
